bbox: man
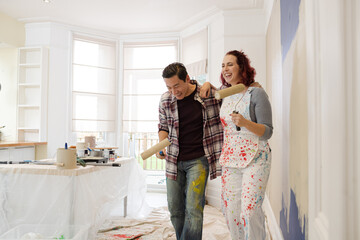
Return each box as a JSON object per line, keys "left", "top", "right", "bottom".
{"left": 156, "top": 62, "right": 223, "bottom": 240}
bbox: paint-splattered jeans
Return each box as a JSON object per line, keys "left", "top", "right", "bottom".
{"left": 166, "top": 156, "right": 209, "bottom": 240}
{"left": 221, "top": 150, "right": 271, "bottom": 240}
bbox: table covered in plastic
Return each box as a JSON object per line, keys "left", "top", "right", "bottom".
{"left": 0, "top": 157, "right": 148, "bottom": 239}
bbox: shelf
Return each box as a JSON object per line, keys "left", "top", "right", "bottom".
{"left": 17, "top": 46, "right": 48, "bottom": 142}
{"left": 19, "top": 63, "right": 41, "bottom": 67}
{"left": 18, "top": 83, "right": 41, "bottom": 87}
{"left": 17, "top": 128, "right": 40, "bottom": 130}
{"left": 17, "top": 129, "right": 40, "bottom": 142}
{"left": 18, "top": 105, "right": 40, "bottom": 108}
{"left": 19, "top": 48, "right": 41, "bottom": 65}
{"left": 18, "top": 87, "right": 41, "bottom": 106}
{"left": 18, "top": 66, "right": 41, "bottom": 84}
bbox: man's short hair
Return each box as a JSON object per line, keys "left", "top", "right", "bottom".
{"left": 162, "top": 62, "right": 188, "bottom": 81}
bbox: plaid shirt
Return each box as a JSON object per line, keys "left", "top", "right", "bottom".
{"left": 158, "top": 80, "right": 223, "bottom": 180}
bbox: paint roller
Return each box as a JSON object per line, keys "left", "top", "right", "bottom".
{"left": 140, "top": 139, "right": 171, "bottom": 160}
{"left": 214, "top": 84, "right": 246, "bottom": 100}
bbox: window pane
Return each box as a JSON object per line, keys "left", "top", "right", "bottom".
{"left": 124, "top": 45, "right": 177, "bottom": 69}
{"left": 73, "top": 65, "right": 116, "bottom": 94}
{"left": 123, "top": 120, "right": 158, "bottom": 133}
{"left": 73, "top": 93, "right": 116, "bottom": 121}
{"left": 123, "top": 95, "right": 160, "bottom": 121}
{"left": 73, "top": 119, "right": 115, "bottom": 132}
{"left": 73, "top": 40, "right": 115, "bottom": 68}
{"left": 123, "top": 69, "right": 167, "bottom": 95}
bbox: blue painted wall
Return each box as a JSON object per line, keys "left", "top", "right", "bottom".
{"left": 280, "top": 0, "right": 301, "bottom": 62}
{"left": 280, "top": 189, "right": 306, "bottom": 240}
{"left": 280, "top": 0, "right": 307, "bottom": 239}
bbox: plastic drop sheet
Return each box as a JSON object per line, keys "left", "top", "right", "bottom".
{"left": 0, "top": 157, "right": 149, "bottom": 239}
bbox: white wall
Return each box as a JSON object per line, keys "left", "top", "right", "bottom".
{"left": 0, "top": 48, "right": 18, "bottom": 141}
{"left": 0, "top": 12, "right": 25, "bottom": 142}
{"left": 0, "top": 12, "right": 25, "bottom": 48}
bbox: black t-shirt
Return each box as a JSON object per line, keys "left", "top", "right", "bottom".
{"left": 177, "top": 87, "right": 205, "bottom": 161}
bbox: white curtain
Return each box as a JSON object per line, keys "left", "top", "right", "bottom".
{"left": 72, "top": 35, "right": 116, "bottom": 132}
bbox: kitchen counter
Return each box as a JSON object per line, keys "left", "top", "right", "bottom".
{"left": 0, "top": 141, "right": 47, "bottom": 148}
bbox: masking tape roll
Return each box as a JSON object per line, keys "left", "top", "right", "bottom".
{"left": 140, "top": 139, "right": 171, "bottom": 160}
{"left": 76, "top": 142, "right": 86, "bottom": 150}
{"left": 215, "top": 84, "right": 245, "bottom": 100}
{"left": 56, "top": 148, "right": 77, "bottom": 169}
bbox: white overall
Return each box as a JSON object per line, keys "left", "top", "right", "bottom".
{"left": 219, "top": 87, "right": 271, "bottom": 240}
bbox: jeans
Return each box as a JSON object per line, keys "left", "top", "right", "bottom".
{"left": 166, "top": 156, "right": 209, "bottom": 240}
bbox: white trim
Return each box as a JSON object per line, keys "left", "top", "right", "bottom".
{"left": 305, "top": 0, "right": 329, "bottom": 238}
{"left": 119, "top": 32, "right": 180, "bottom": 41}
{"left": 205, "top": 195, "right": 221, "bottom": 208}
{"left": 24, "top": 22, "right": 119, "bottom": 40}
{"left": 263, "top": 0, "right": 275, "bottom": 32}
{"left": 345, "top": 0, "right": 360, "bottom": 238}
{"left": 313, "top": 213, "right": 329, "bottom": 240}
{"left": 262, "top": 194, "right": 283, "bottom": 240}
{"left": 205, "top": 178, "right": 221, "bottom": 208}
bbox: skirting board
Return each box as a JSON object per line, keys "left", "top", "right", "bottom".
{"left": 263, "top": 193, "right": 284, "bottom": 240}
{"left": 206, "top": 192, "right": 221, "bottom": 208}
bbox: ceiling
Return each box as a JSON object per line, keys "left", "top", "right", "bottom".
{"left": 0, "top": 0, "right": 264, "bottom": 34}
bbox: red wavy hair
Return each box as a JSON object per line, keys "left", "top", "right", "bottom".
{"left": 220, "top": 50, "right": 256, "bottom": 87}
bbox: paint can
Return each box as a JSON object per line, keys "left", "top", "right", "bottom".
{"left": 56, "top": 148, "right": 77, "bottom": 169}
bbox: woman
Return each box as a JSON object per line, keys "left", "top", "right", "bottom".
{"left": 203, "top": 50, "right": 273, "bottom": 239}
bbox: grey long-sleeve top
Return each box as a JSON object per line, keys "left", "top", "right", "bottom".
{"left": 248, "top": 87, "right": 273, "bottom": 140}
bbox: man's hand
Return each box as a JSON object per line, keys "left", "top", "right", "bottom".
{"left": 250, "top": 82, "right": 262, "bottom": 88}
{"left": 156, "top": 149, "right": 166, "bottom": 159}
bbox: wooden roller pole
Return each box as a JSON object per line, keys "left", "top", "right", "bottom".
{"left": 215, "top": 84, "right": 245, "bottom": 100}
{"left": 140, "top": 139, "right": 171, "bottom": 160}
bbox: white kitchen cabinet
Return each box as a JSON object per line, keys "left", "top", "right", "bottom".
{"left": 9, "top": 146, "right": 35, "bottom": 161}
{"left": 0, "top": 146, "right": 35, "bottom": 162}
{"left": 17, "top": 47, "right": 48, "bottom": 142}
{"left": 0, "top": 148, "right": 9, "bottom": 161}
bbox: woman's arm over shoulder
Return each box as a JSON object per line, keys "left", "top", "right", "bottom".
{"left": 250, "top": 88, "right": 273, "bottom": 140}
{"left": 199, "top": 82, "right": 219, "bottom": 98}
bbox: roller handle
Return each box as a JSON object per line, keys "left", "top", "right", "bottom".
{"left": 233, "top": 111, "right": 241, "bottom": 131}
{"left": 140, "top": 139, "right": 171, "bottom": 160}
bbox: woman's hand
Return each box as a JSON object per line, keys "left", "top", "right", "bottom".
{"left": 230, "top": 112, "right": 266, "bottom": 137}
{"left": 200, "top": 82, "right": 214, "bottom": 98}
{"left": 230, "top": 112, "right": 247, "bottom": 128}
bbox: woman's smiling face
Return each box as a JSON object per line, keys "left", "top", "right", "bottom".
{"left": 222, "top": 54, "right": 242, "bottom": 86}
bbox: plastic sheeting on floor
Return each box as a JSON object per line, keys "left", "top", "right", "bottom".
{"left": 96, "top": 205, "right": 232, "bottom": 240}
